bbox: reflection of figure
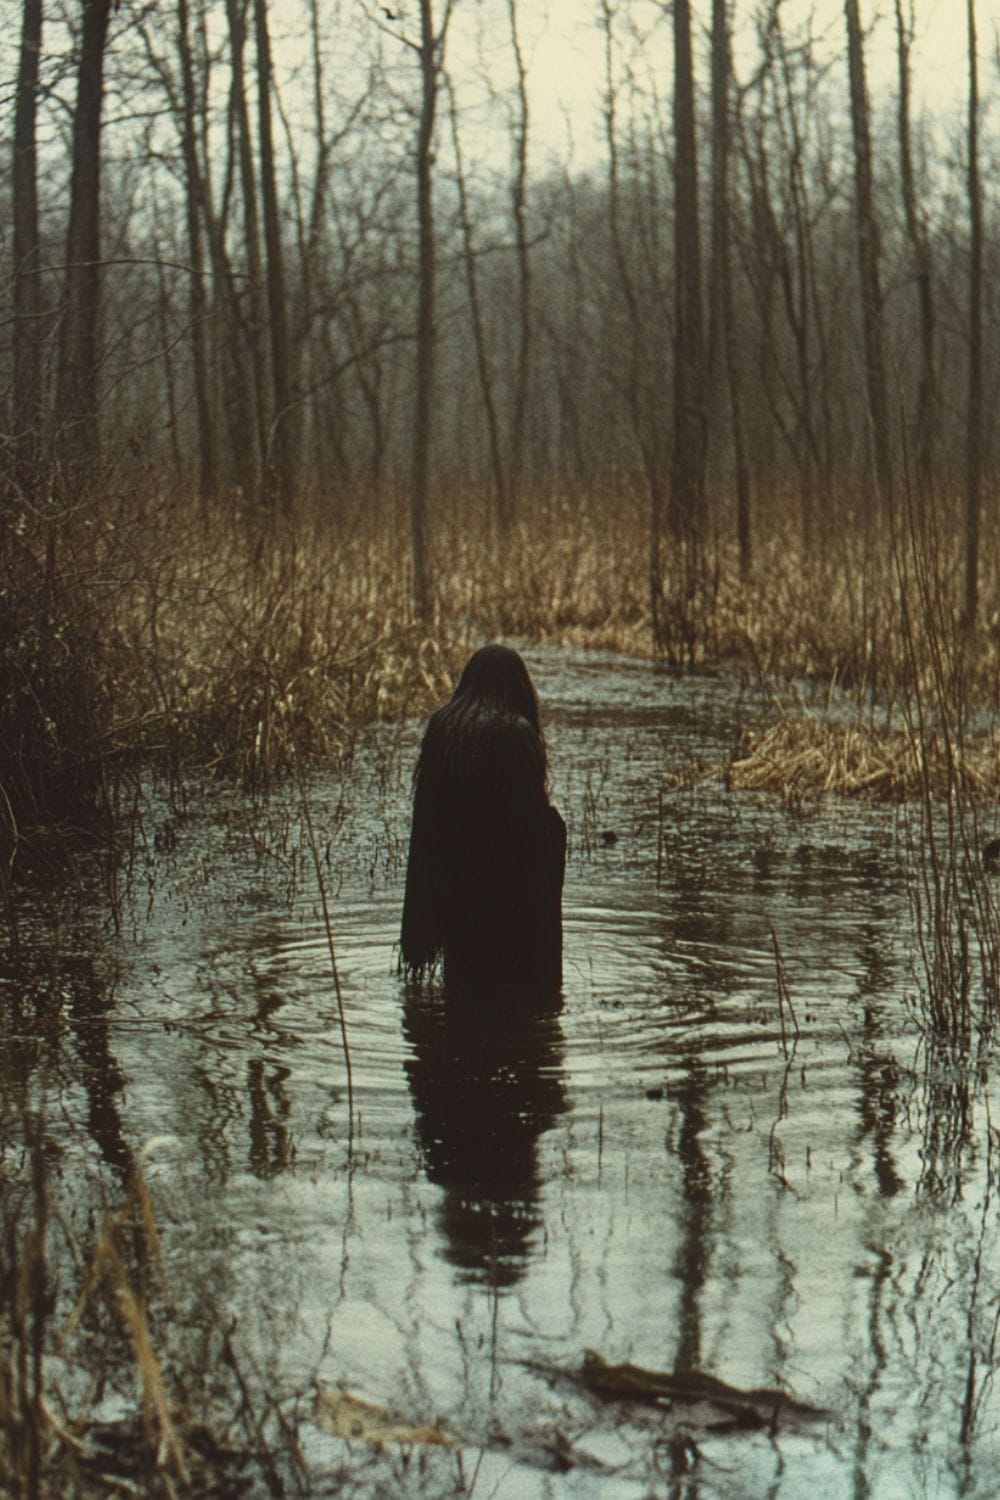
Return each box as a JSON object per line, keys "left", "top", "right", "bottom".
{"left": 246, "top": 958, "right": 294, "bottom": 1176}
{"left": 670, "top": 1059, "right": 713, "bottom": 1373}
{"left": 403, "top": 983, "right": 566, "bottom": 1285}
{"left": 401, "top": 645, "right": 566, "bottom": 989}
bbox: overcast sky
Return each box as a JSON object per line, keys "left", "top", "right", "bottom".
{"left": 435, "top": 0, "right": 990, "bottom": 174}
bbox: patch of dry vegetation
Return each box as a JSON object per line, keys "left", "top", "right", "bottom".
{"left": 729, "top": 718, "right": 1000, "bottom": 803}
{"left": 5, "top": 480, "right": 1000, "bottom": 825}
{"left": 1, "top": 1149, "right": 285, "bottom": 1499}
{"left": 0, "top": 533, "right": 112, "bottom": 826}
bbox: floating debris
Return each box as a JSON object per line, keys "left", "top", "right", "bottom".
{"left": 313, "top": 1388, "right": 451, "bottom": 1449}
{"left": 528, "top": 1350, "right": 831, "bottom": 1439}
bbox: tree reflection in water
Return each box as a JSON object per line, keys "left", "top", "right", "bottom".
{"left": 0, "top": 945, "right": 134, "bottom": 1184}
{"left": 403, "top": 981, "right": 566, "bottom": 1287}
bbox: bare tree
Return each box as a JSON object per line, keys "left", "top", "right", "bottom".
{"left": 964, "top": 0, "right": 982, "bottom": 629}
{"left": 506, "top": 0, "right": 531, "bottom": 513}
{"left": 8, "top": 0, "right": 998, "bottom": 559}
{"left": 708, "top": 0, "right": 750, "bottom": 576}
{"left": 844, "top": 0, "right": 891, "bottom": 504}
{"left": 773, "top": 6, "right": 824, "bottom": 547}
{"left": 224, "top": 0, "right": 268, "bottom": 504}
{"left": 56, "top": 0, "right": 113, "bottom": 476}
{"left": 11, "top": 0, "right": 44, "bottom": 494}
{"left": 894, "top": 0, "right": 936, "bottom": 500}
{"left": 446, "top": 73, "right": 508, "bottom": 527}
{"left": 254, "top": 0, "right": 295, "bottom": 513}
{"left": 298, "top": 0, "right": 330, "bottom": 492}
{"left": 599, "top": 0, "right": 667, "bottom": 639}
{"left": 671, "top": 0, "right": 707, "bottom": 551}
{"left": 409, "top": 0, "right": 454, "bottom": 618}
{"left": 175, "top": 0, "right": 215, "bottom": 507}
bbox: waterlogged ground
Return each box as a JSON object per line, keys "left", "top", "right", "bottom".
{"left": 4, "top": 647, "right": 1000, "bottom": 1497}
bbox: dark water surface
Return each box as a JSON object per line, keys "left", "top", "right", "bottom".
{"left": 4, "top": 647, "right": 1000, "bottom": 1497}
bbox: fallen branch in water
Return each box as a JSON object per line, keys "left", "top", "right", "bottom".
{"left": 525, "top": 1349, "right": 831, "bottom": 1437}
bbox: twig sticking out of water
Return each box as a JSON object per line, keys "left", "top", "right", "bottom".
{"left": 293, "top": 748, "right": 355, "bottom": 1142}
{"left": 62, "top": 1165, "right": 190, "bottom": 1488}
{"left": 770, "top": 924, "right": 800, "bottom": 1056}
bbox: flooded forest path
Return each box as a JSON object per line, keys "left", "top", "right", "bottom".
{"left": 4, "top": 647, "right": 999, "bottom": 1497}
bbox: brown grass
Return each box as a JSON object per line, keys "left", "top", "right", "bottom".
{"left": 5, "top": 478, "right": 1000, "bottom": 823}
{"left": 728, "top": 718, "right": 1000, "bottom": 804}
{"left": 1, "top": 1146, "right": 281, "bottom": 1499}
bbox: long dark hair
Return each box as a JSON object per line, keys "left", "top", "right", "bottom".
{"left": 418, "top": 644, "right": 547, "bottom": 783}
{"left": 451, "top": 644, "right": 541, "bottom": 731}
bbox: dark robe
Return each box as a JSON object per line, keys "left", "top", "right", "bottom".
{"left": 401, "top": 703, "right": 565, "bottom": 988}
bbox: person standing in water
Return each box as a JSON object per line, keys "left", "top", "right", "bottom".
{"left": 401, "top": 645, "right": 566, "bottom": 989}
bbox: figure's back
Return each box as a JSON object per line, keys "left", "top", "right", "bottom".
{"left": 401, "top": 696, "right": 565, "bottom": 989}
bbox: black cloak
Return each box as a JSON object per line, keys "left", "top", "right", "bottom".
{"left": 400, "top": 650, "right": 565, "bottom": 989}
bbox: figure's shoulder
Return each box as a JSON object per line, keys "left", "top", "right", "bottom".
{"left": 426, "top": 700, "right": 539, "bottom": 746}
{"left": 475, "top": 713, "right": 548, "bottom": 801}
{"left": 421, "top": 700, "right": 545, "bottom": 784}
{"left": 482, "top": 706, "right": 543, "bottom": 756}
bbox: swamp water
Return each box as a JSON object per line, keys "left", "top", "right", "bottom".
{"left": 3, "top": 647, "right": 1000, "bottom": 1498}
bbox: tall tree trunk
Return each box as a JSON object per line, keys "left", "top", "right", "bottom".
{"left": 709, "top": 0, "right": 750, "bottom": 578}
{"left": 225, "top": 0, "right": 268, "bottom": 507}
{"left": 153, "top": 219, "right": 183, "bottom": 480}
{"left": 300, "top": 0, "right": 329, "bottom": 500}
{"left": 447, "top": 75, "right": 507, "bottom": 529}
{"left": 671, "top": 0, "right": 707, "bottom": 553}
{"left": 506, "top": 0, "right": 531, "bottom": 514}
{"left": 894, "top": 0, "right": 936, "bottom": 502}
{"left": 411, "top": 0, "right": 444, "bottom": 620}
{"left": 775, "top": 8, "right": 821, "bottom": 550}
{"left": 56, "top": 0, "right": 112, "bottom": 479}
{"left": 306, "top": 0, "right": 329, "bottom": 256}
{"left": 844, "top": 0, "right": 892, "bottom": 505}
{"left": 601, "top": 0, "right": 666, "bottom": 644}
{"left": 12, "top": 0, "right": 44, "bottom": 494}
{"left": 254, "top": 0, "right": 295, "bottom": 514}
{"left": 964, "top": 0, "right": 982, "bottom": 631}
{"left": 195, "top": 3, "right": 251, "bottom": 503}
{"left": 177, "top": 0, "right": 215, "bottom": 509}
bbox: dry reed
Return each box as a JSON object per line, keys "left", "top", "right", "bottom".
{"left": 728, "top": 718, "right": 1000, "bottom": 803}
{"left": 1, "top": 1144, "right": 278, "bottom": 1498}
{"left": 6, "top": 477, "right": 1000, "bottom": 824}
